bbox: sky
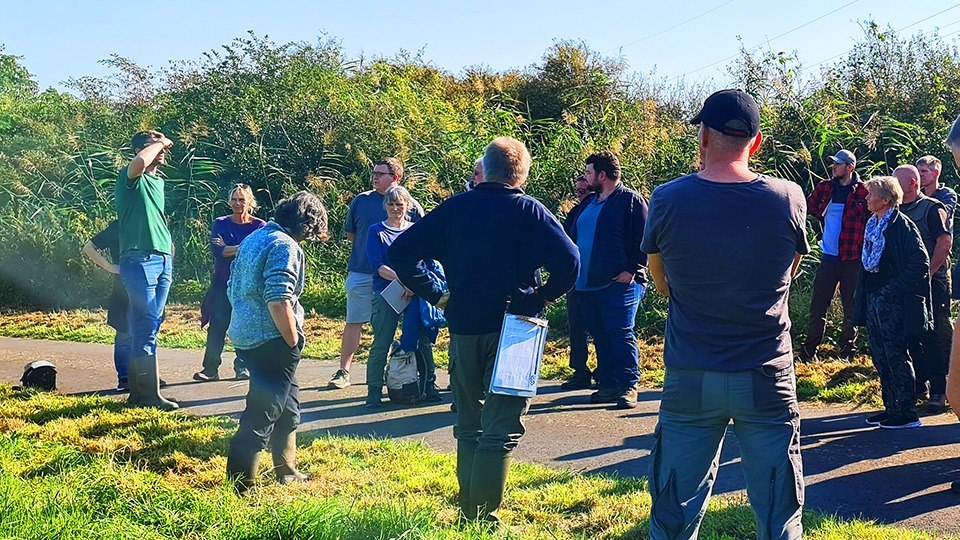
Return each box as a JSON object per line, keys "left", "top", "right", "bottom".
{"left": 3, "top": 0, "right": 960, "bottom": 94}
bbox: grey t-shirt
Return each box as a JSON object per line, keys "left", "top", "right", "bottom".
{"left": 343, "top": 190, "right": 425, "bottom": 274}
{"left": 641, "top": 174, "right": 810, "bottom": 371}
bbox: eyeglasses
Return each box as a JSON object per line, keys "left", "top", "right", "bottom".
{"left": 235, "top": 183, "right": 249, "bottom": 189}
{"left": 372, "top": 171, "right": 394, "bottom": 179}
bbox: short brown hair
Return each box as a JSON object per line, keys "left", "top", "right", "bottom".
{"left": 378, "top": 157, "right": 404, "bottom": 181}
{"left": 482, "top": 137, "right": 531, "bottom": 186}
{"left": 130, "top": 130, "right": 165, "bottom": 152}
{"left": 585, "top": 151, "right": 621, "bottom": 182}
{"left": 916, "top": 155, "right": 942, "bottom": 172}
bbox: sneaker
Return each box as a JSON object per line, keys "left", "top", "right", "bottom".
{"left": 365, "top": 386, "right": 383, "bottom": 409}
{"left": 116, "top": 378, "right": 129, "bottom": 392}
{"left": 865, "top": 411, "right": 890, "bottom": 426}
{"left": 927, "top": 394, "right": 948, "bottom": 414}
{"left": 329, "top": 369, "right": 351, "bottom": 389}
{"left": 235, "top": 368, "right": 250, "bottom": 381}
{"left": 879, "top": 412, "right": 922, "bottom": 429}
{"left": 615, "top": 387, "right": 639, "bottom": 409}
{"left": 560, "top": 372, "right": 593, "bottom": 390}
{"left": 590, "top": 388, "right": 622, "bottom": 404}
{"left": 192, "top": 371, "right": 219, "bottom": 382}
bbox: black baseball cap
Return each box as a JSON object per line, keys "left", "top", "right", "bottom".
{"left": 690, "top": 89, "right": 760, "bottom": 138}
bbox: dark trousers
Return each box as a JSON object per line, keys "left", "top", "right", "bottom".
{"left": 577, "top": 282, "right": 644, "bottom": 390}
{"left": 803, "top": 258, "right": 859, "bottom": 357}
{"left": 202, "top": 285, "right": 245, "bottom": 374}
{"left": 865, "top": 290, "right": 917, "bottom": 415}
{"left": 229, "top": 336, "right": 302, "bottom": 458}
{"left": 449, "top": 332, "right": 531, "bottom": 453}
{"left": 566, "top": 291, "right": 590, "bottom": 377}
{"left": 913, "top": 269, "right": 949, "bottom": 395}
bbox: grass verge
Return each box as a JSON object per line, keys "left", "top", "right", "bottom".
{"left": 0, "top": 386, "right": 948, "bottom": 539}
{"left": 0, "top": 307, "right": 880, "bottom": 406}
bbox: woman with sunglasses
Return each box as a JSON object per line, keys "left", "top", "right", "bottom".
{"left": 194, "top": 183, "right": 267, "bottom": 381}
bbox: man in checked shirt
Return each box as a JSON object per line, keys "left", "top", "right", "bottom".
{"left": 801, "top": 149, "right": 870, "bottom": 363}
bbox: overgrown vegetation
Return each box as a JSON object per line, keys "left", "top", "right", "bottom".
{"left": 1, "top": 24, "right": 959, "bottom": 354}
{"left": 0, "top": 385, "right": 948, "bottom": 539}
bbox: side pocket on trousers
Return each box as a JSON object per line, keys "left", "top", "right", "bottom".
{"left": 648, "top": 423, "right": 684, "bottom": 538}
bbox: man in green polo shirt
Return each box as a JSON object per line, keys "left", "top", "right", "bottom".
{"left": 116, "top": 130, "right": 178, "bottom": 410}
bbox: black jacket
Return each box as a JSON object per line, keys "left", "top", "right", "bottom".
{"left": 565, "top": 183, "right": 648, "bottom": 287}
{"left": 852, "top": 208, "right": 933, "bottom": 337}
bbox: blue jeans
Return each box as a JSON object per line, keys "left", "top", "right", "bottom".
{"left": 119, "top": 252, "right": 172, "bottom": 358}
{"left": 649, "top": 367, "right": 804, "bottom": 540}
{"left": 113, "top": 330, "right": 131, "bottom": 382}
{"left": 576, "top": 281, "right": 644, "bottom": 390}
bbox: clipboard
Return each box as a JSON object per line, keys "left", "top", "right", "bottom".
{"left": 488, "top": 313, "right": 549, "bottom": 397}
{"left": 381, "top": 279, "right": 412, "bottom": 314}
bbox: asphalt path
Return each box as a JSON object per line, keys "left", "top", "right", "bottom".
{"left": 1, "top": 336, "right": 959, "bottom": 535}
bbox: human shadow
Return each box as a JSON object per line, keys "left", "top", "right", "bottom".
{"left": 298, "top": 402, "right": 455, "bottom": 440}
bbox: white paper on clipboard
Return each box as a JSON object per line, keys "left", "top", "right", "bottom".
{"left": 490, "top": 313, "right": 549, "bottom": 396}
{"left": 380, "top": 279, "right": 412, "bottom": 314}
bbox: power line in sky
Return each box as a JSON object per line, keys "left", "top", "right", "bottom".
{"left": 668, "top": 0, "right": 860, "bottom": 84}
{"left": 800, "top": 2, "right": 960, "bottom": 74}
{"left": 613, "top": 0, "right": 736, "bottom": 52}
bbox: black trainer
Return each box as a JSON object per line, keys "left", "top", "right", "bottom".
{"left": 879, "top": 412, "right": 922, "bottom": 430}
{"left": 560, "top": 373, "right": 593, "bottom": 390}
{"left": 865, "top": 411, "right": 890, "bottom": 426}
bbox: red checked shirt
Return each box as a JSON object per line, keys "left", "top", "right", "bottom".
{"left": 807, "top": 175, "right": 870, "bottom": 261}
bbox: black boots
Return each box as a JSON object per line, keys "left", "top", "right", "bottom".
{"left": 270, "top": 430, "right": 308, "bottom": 485}
{"left": 225, "top": 443, "right": 260, "bottom": 495}
{"left": 129, "top": 355, "right": 178, "bottom": 411}
{"left": 456, "top": 441, "right": 478, "bottom": 519}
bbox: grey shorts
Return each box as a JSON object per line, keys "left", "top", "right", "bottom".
{"left": 345, "top": 271, "right": 374, "bottom": 324}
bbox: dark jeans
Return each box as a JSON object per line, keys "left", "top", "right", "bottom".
{"left": 566, "top": 291, "right": 590, "bottom": 377}
{"left": 201, "top": 285, "right": 245, "bottom": 374}
{"left": 449, "top": 332, "right": 531, "bottom": 453}
{"left": 803, "top": 258, "right": 859, "bottom": 357}
{"left": 649, "top": 366, "right": 803, "bottom": 540}
{"left": 576, "top": 282, "right": 644, "bottom": 390}
{"left": 229, "top": 336, "right": 303, "bottom": 457}
{"left": 119, "top": 252, "right": 172, "bottom": 358}
{"left": 865, "top": 289, "right": 917, "bottom": 415}
{"left": 924, "top": 268, "right": 952, "bottom": 393}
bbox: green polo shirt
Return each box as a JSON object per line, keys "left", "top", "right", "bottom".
{"left": 115, "top": 166, "right": 172, "bottom": 255}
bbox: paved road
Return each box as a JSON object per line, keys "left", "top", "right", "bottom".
{"left": 2, "top": 336, "right": 959, "bottom": 535}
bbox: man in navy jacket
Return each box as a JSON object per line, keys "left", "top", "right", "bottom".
{"left": 389, "top": 136, "right": 579, "bottom": 525}
{"left": 565, "top": 151, "right": 648, "bottom": 409}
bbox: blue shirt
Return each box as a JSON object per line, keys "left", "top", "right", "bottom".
{"left": 227, "top": 222, "right": 305, "bottom": 350}
{"left": 574, "top": 197, "right": 608, "bottom": 291}
{"left": 389, "top": 182, "right": 580, "bottom": 335}
{"left": 366, "top": 221, "right": 412, "bottom": 293}
{"left": 641, "top": 174, "right": 810, "bottom": 371}
{"left": 343, "top": 190, "right": 424, "bottom": 274}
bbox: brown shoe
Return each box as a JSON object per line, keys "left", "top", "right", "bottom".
{"left": 615, "top": 387, "right": 639, "bottom": 409}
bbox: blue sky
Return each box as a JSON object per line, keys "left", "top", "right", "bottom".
{"left": 4, "top": 0, "right": 960, "bottom": 93}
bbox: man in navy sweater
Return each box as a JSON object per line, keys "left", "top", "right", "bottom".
{"left": 565, "top": 151, "right": 649, "bottom": 409}
{"left": 389, "top": 136, "right": 579, "bottom": 525}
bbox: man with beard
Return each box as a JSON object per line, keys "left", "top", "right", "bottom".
{"left": 564, "top": 152, "right": 649, "bottom": 408}
{"left": 802, "top": 149, "right": 870, "bottom": 362}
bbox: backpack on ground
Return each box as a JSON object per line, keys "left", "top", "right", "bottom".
{"left": 21, "top": 360, "right": 57, "bottom": 391}
{"left": 386, "top": 350, "right": 423, "bottom": 404}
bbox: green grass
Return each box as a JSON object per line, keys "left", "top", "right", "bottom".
{"left": 0, "top": 386, "right": 948, "bottom": 539}
{"left": 0, "top": 307, "right": 882, "bottom": 406}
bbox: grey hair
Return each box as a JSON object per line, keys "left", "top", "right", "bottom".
{"left": 948, "top": 114, "right": 960, "bottom": 149}
{"left": 382, "top": 185, "right": 414, "bottom": 210}
{"left": 865, "top": 176, "right": 903, "bottom": 206}
{"left": 482, "top": 136, "right": 531, "bottom": 186}
{"left": 273, "top": 191, "right": 329, "bottom": 242}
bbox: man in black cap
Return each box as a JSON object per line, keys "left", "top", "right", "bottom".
{"left": 642, "top": 89, "right": 808, "bottom": 539}
{"left": 802, "top": 148, "right": 869, "bottom": 362}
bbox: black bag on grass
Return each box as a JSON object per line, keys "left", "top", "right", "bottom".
{"left": 21, "top": 360, "right": 57, "bottom": 390}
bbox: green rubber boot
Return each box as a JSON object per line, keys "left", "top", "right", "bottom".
{"left": 131, "top": 355, "right": 178, "bottom": 411}
{"left": 270, "top": 430, "right": 308, "bottom": 484}
{"left": 470, "top": 450, "right": 511, "bottom": 525}
{"left": 456, "top": 440, "right": 479, "bottom": 519}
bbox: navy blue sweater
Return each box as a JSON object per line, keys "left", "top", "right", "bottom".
{"left": 565, "top": 183, "right": 649, "bottom": 287}
{"left": 389, "top": 182, "right": 580, "bottom": 335}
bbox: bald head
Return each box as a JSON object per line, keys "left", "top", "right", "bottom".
{"left": 893, "top": 165, "right": 921, "bottom": 203}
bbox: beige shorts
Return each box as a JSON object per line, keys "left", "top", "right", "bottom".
{"left": 345, "top": 271, "right": 374, "bottom": 324}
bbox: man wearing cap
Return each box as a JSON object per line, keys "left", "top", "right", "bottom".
{"left": 917, "top": 155, "right": 956, "bottom": 367}
{"left": 802, "top": 149, "right": 869, "bottom": 362}
{"left": 643, "top": 89, "right": 808, "bottom": 539}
